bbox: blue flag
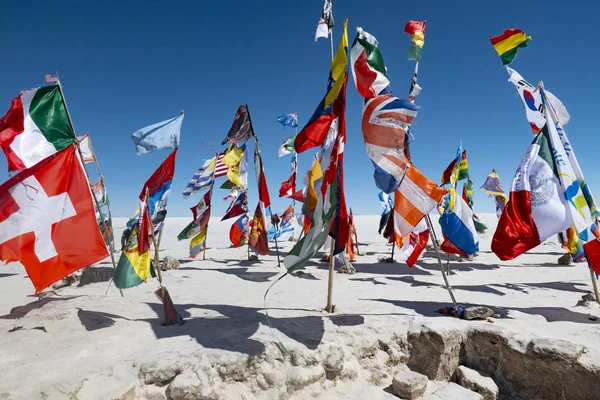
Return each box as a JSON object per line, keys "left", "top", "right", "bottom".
{"left": 277, "top": 113, "right": 298, "bottom": 128}
{"left": 132, "top": 112, "right": 184, "bottom": 155}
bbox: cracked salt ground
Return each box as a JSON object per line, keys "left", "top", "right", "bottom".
{"left": 1, "top": 214, "right": 600, "bottom": 399}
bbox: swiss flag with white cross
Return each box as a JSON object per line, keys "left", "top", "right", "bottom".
{"left": 0, "top": 145, "right": 108, "bottom": 293}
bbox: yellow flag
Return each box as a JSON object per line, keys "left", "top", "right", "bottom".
{"left": 305, "top": 159, "right": 324, "bottom": 212}
{"left": 323, "top": 19, "right": 348, "bottom": 109}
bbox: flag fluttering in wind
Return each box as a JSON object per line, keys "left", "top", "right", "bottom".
{"left": 230, "top": 214, "right": 249, "bottom": 247}
{"left": 480, "top": 170, "right": 508, "bottom": 219}
{"left": 132, "top": 112, "right": 183, "bottom": 155}
{"left": 78, "top": 134, "right": 96, "bottom": 164}
{"left": 222, "top": 144, "right": 248, "bottom": 189}
{"left": 0, "top": 86, "right": 76, "bottom": 172}
{"left": 401, "top": 219, "right": 430, "bottom": 268}
{"left": 295, "top": 20, "right": 348, "bottom": 153}
{"left": 182, "top": 157, "right": 216, "bottom": 199}
{"left": 215, "top": 152, "right": 228, "bottom": 177}
{"left": 189, "top": 227, "right": 208, "bottom": 258}
{"left": 178, "top": 190, "right": 212, "bottom": 240}
{"left": 404, "top": 21, "right": 426, "bottom": 61}
{"left": 490, "top": 29, "right": 531, "bottom": 65}
{"left": 314, "top": 0, "right": 334, "bottom": 41}
{"left": 139, "top": 149, "right": 177, "bottom": 227}
{"left": 222, "top": 190, "right": 248, "bottom": 221}
{"left": 506, "top": 67, "right": 570, "bottom": 134}
{"left": 277, "top": 113, "right": 298, "bottom": 128}
{"left": 249, "top": 202, "right": 270, "bottom": 255}
{"left": 378, "top": 191, "right": 393, "bottom": 234}
{"left": 278, "top": 136, "right": 296, "bottom": 157}
{"left": 92, "top": 179, "right": 109, "bottom": 208}
{"left": 351, "top": 28, "right": 420, "bottom": 194}
{"left": 441, "top": 150, "right": 468, "bottom": 186}
{"left": 279, "top": 152, "right": 297, "bottom": 197}
{"left": 0, "top": 145, "right": 108, "bottom": 293}
{"left": 268, "top": 205, "right": 296, "bottom": 242}
{"left": 221, "top": 104, "right": 254, "bottom": 145}
{"left": 115, "top": 200, "right": 152, "bottom": 289}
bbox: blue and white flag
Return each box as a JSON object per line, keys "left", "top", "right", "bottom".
{"left": 378, "top": 191, "right": 393, "bottom": 216}
{"left": 277, "top": 113, "right": 298, "bottom": 128}
{"left": 182, "top": 157, "right": 216, "bottom": 199}
{"left": 268, "top": 216, "right": 296, "bottom": 242}
{"left": 132, "top": 112, "right": 184, "bottom": 155}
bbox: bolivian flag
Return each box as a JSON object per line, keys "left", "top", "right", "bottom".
{"left": 490, "top": 29, "right": 531, "bottom": 65}
{"left": 114, "top": 205, "right": 152, "bottom": 288}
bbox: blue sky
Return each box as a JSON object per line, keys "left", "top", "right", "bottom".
{"left": 0, "top": 0, "right": 598, "bottom": 218}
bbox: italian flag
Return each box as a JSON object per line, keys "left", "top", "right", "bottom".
{"left": 492, "top": 125, "right": 572, "bottom": 260}
{"left": 0, "top": 86, "right": 76, "bottom": 172}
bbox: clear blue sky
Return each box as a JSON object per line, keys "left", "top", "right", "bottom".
{"left": 1, "top": 0, "right": 598, "bottom": 218}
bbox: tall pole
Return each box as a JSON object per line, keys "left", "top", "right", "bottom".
{"left": 146, "top": 187, "right": 164, "bottom": 286}
{"left": 202, "top": 153, "right": 218, "bottom": 261}
{"left": 55, "top": 74, "right": 123, "bottom": 298}
{"left": 425, "top": 215, "right": 458, "bottom": 307}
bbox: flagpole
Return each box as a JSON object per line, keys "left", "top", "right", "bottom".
{"left": 146, "top": 187, "right": 164, "bottom": 286}
{"left": 54, "top": 74, "right": 123, "bottom": 298}
{"left": 325, "top": 242, "right": 335, "bottom": 313}
{"left": 203, "top": 153, "right": 218, "bottom": 261}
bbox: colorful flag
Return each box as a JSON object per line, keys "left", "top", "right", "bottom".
{"left": 351, "top": 28, "right": 420, "bottom": 194}
{"left": 314, "top": 0, "right": 334, "bottom": 41}
{"left": 278, "top": 135, "right": 296, "bottom": 157}
{"left": 350, "top": 28, "right": 391, "bottom": 98}
{"left": 221, "top": 144, "right": 247, "bottom": 189}
{"left": 404, "top": 21, "right": 426, "bottom": 61}
{"left": 91, "top": 179, "right": 109, "bottom": 208}
{"left": 378, "top": 191, "right": 393, "bottom": 234}
{"left": 0, "top": 86, "right": 76, "bottom": 172}
{"left": 491, "top": 121, "right": 587, "bottom": 260}
{"left": 78, "top": 134, "right": 96, "bottom": 164}
{"left": 440, "top": 193, "right": 479, "bottom": 257}
{"left": 480, "top": 170, "right": 508, "bottom": 219}
{"left": 462, "top": 179, "right": 474, "bottom": 209}
{"left": 401, "top": 219, "right": 429, "bottom": 267}
{"left": 189, "top": 227, "right": 208, "bottom": 258}
{"left": 215, "top": 152, "right": 228, "bottom": 177}
{"left": 45, "top": 73, "right": 58, "bottom": 83}
{"left": 507, "top": 67, "right": 570, "bottom": 134}
{"left": 279, "top": 152, "right": 297, "bottom": 197}
{"left": 230, "top": 214, "right": 249, "bottom": 247}
{"left": 490, "top": 29, "right": 531, "bottom": 65}
{"left": 223, "top": 188, "right": 238, "bottom": 201}
{"left": 140, "top": 149, "right": 177, "bottom": 226}
{"left": 249, "top": 202, "right": 270, "bottom": 255}
{"left": 277, "top": 113, "right": 298, "bottom": 128}
{"left": 295, "top": 20, "right": 348, "bottom": 153}
{"left": 221, "top": 104, "right": 254, "bottom": 145}
{"left": 301, "top": 158, "right": 324, "bottom": 222}
{"left": 114, "top": 200, "right": 152, "bottom": 289}
{"left": 441, "top": 149, "right": 468, "bottom": 186}
{"left": 132, "top": 112, "right": 183, "bottom": 155}
{"left": 254, "top": 143, "right": 271, "bottom": 209}
{"left": 178, "top": 190, "right": 212, "bottom": 240}
{"left": 221, "top": 190, "right": 248, "bottom": 221}
{"left": 268, "top": 205, "right": 296, "bottom": 242}
{"left": 182, "top": 157, "right": 216, "bottom": 199}
{"left": 0, "top": 145, "right": 108, "bottom": 293}
{"left": 392, "top": 165, "right": 448, "bottom": 240}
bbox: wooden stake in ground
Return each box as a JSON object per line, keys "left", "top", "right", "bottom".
{"left": 589, "top": 268, "right": 600, "bottom": 304}
{"left": 325, "top": 243, "right": 336, "bottom": 313}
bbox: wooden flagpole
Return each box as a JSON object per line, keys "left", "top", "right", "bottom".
{"left": 54, "top": 73, "right": 124, "bottom": 298}
{"left": 202, "top": 154, "right": 218, "bottom": 261}
{"left": 146, "top": 187, "right": 164, "bottom": 286}
{"left": 325, "top": 242, "right": 335, "bottom": 313}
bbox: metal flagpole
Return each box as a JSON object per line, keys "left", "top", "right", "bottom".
{"left": 54, "top": 73, "right": 124, "bottom": 298}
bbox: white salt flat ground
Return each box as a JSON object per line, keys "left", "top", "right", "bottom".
{"left": 1, "top": 214, "right": 599, "bottom": 399}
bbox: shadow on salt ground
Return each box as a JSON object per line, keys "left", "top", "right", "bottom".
{"left": 0, "top": 273, "right": 17, "bottom": 279}
{"left": 77, "top": 303, "right": 327, "bottom": 355}
{"left": 214, "top": 268, "right": 280, "bottom": 282}
{"left": 346, "top": 262, "right": 434, "bottom": 277}
{"left": 0, "top": 296, "right": 82, "bottom": 319}
{"left": 364, "top": 298, "right": 600, "bottom": 324}
{"left": 349, "top": 278, "right": 387, "bottom": 285}
{"left": 385, "top": 276, "right": 507, "bottom": 297}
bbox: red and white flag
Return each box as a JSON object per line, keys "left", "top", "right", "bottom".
{"left": 0, "top": 145, "right": 108, "bottom": 293}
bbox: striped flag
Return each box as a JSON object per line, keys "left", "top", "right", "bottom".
{"left": 393, "top": 165, "right": 447, "bottom": 239}
{"left": 401, "top": 219, "right": 430, "bottom": 267}
{"left": 441, "top": 149, "right": 468, "bottom": 186}
{"left": 214, "top": 152, "right": 228, "bottom": 177}
{"left": 182, "top": 157, "right": 216, "bottom": 199}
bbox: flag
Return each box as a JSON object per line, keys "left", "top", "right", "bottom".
{"left": 189, "top": 227, "right": 208, "bottom": 258}
{"left": 114, "top": 200, "right": 152, "bottom": 289}
{"left": 268, "top": 206, "right": 296, "bottom": 242}
{"left": 78, "top": 134, "right": 95, "bottom": 164}
{"left": 277, "top": 113, "right": 298, "bottom": 128}
{"left": 221, "top": 104, "right": 254, "bottom": 145}
{"left": 221, "top": 144, "right": 248, "bottom": 189}
{"left": 91, "top": 179, "right": 109, "bottom": 208}
{"left": 302, "top": 158, "right": 324, "bottom": 222}
{"left": 378, "top": 190, "right": 393, "bottom": 235}
{"left": 480, "top": 170, "right": 508, "bottom": 219}
{"left": 132, "top": 112, "right": 183, "bottom": 155}
{"left": 182, "top": 157, "right": 216, "bottom": 199}
{"left": 140, "top": 149, "right": 177, "bottom": 227}
{"left": 462, "top": 179, "right": 474, "bottom": 208}
{"left": 490, "top": 29, "right": 531, "bottom": 65}
{"left": 215, "top": 152, "right": 228, "bottom": 177}
{"left": 295, "top": 20, "right": 348, "bottom": 153}
{"left": 507, "top": 67, "right": 570, "bottom": 134}
{"left": 491, "top": 120, "right": 589, "bottom": 260}
{"left": 278, "top": 135, "right": 296, "bottom": 157}
{"left": 351, "top": 28, "right": 420, "bottom": 193}
{"left": 350, "top": 28, "right": 391, "bottom": 98}
{"left": 392, "top": 165, "right": 448, "bottom": 240}
{"left": 0, "top": 86, "right": 76, "bottom": 172}
{"left": 440, "top": 193, "right": 479, "bottom": 257}
{"left": 249, "top": 202, "right": 270, "bottom": 255}
{"left": 404, "top": 21, "right": 426, "bottom": 61}
{"left": 223, "top": 188, "right": 238, "bottom": 201}
{"left": 230, "top": 214, "right": 249, "bottom": 247}
{"left": 315, "top": 0, "right": 334, "bottom": 41}
{"left": 584, "top": 238, "right": 600, "bottom": 276}
{"left": 0, "top": 145, "right": 108, "bottom": 293}
{"left": 221, "top": 190, "right": 248, "bottom": 221}
{"left": 178, "top": 190, "right": 212, "bottom": 240}
{"left": 279, "top": 152, "right": 297, "bottom": 197}
{"left": 401, "top": 219, "right": 430, "bottom": 267}
{"left": 254, "top": 143, "right": 271, "bottom": 209}
{"left": 45, "top": 73, "right": 58, "bottom": 83}
{"left": 154, "top": 286, "right": 184, "bottom": 326}
{"left": 441, "top": 149, "right": 468, "bottom": 186}
{"left": 564, "top": 226, "right": 585, "bottom": 262}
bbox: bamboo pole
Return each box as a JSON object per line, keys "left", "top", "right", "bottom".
{"left": 55, "top": 74, "right": 124, "bottom": 297}
{"left": 325, "top": 243, "right": 335, "bottom": 313}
